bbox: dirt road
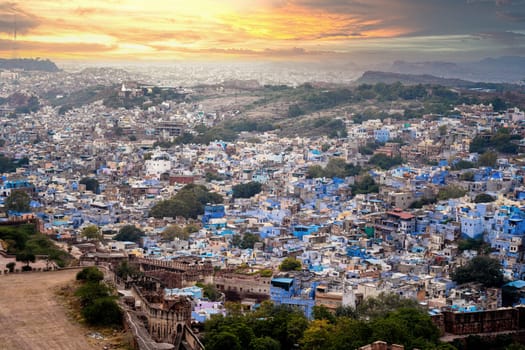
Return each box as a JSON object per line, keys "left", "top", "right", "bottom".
{"left": 0, "top": 269, "right": 99, "bottom": 350}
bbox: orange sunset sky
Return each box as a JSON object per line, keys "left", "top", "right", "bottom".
{"left": 0, "top": 0, "right": 524, "bottom": 62}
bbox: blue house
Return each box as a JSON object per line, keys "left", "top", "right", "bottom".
{"left": 292, "top": 225, "right": 319, "bottom": 240}
{"left": 270, "top": 277, "right": 315, "bottom": 319}
{"left": 202, "top": 204, "right": 225, "bottom": 224}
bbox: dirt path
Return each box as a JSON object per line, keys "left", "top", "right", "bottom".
{"left": 0, "top": 269, "right": 99, "bottom": 350}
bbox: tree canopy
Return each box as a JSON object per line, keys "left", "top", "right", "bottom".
{"left": 451, "top": 256, "right": 505, "bottom": 288}
{"left": 279, "top": 257, "right": 302, "bottom": 271}
{"left": 368, "top": 154, "right": 404, "bottom": 170}
{"left": 114, "top": 225, "right": 144, "bottom": 244}
{"left": 232, "top": 181, "right": 263, "bottom": 199}
{"left": 81, "top": 225, "right": 102, "bottom": 240}
{"left": 352, "top": 175, "right": 379, "bottom": 195}
{"left": 306, "top": 158, "right": 361, "bottom": 179}
{"left": 203, "top": 299, "right": 444, "bottom": 350}
{"left": 4, "top": 190, "right": 31, "bottom": 213}
{"left": 149, "top": 184, "right": 223, "bottom": 219}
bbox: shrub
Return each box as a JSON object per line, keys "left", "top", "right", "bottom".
{"left": 81, "top": 296, "right": 122, "bottom": 326}
{"left": 76, "top": 266, "right": 104, "bottom": 283}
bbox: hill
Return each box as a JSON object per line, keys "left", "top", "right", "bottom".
{"left": 0, "top": 58, "right": 59, "bottom": 72}
{"left": 356, "top": 71, "right": 475, "bottom": 87}
{"left": 387, "top": 56, "right": 525, "bottom": 83}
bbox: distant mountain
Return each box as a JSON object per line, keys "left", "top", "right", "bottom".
{"left": 386, "top": 56, "right": 525, "bottom": 83}
{"left": 0, "top": 58, "right": 59, "bottom": 72}
{"left": 356, "top": 71, "right": 478, "bottom": 87}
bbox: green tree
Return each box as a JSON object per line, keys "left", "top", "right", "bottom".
{"left": 437, "top": 185, "right": 467, "bottom": 200}
{"left": 239, "top": 232, "right": 260, "bottom": 249}
{"left": 356, "top": 292, "right": 420, "bottom": 320}
{"left": 451, "top": 256, "right": 505, "bottom": 287}
{"left": 115, "top": 260, "right": 142, "bottom": 280}
{"left": 76, "top": 266, "right": 104, "bottom": 283}
{"left": 279, "top": 257, "right": 302, "bottom": 271}
{"left": 250, "top": 336, "right": 281, "bottom": 350}
{"left": 81, "top": 296, "right": 122, "bottom": 326}
{"left": 206, "top": 331, "right": 242, "bottom": 350}
{"left": 114, "top": 225, "right": 144, "bottom": 243}
{"left": 474, "top": 193, "right": 495, "bottom": 203}
{"left": 81, "top": 225, "right": 102, "bottom": 240}
{"left": 196, "top": 283, "right": 221, "bottom": 301}
{"left": 161, "top": 225, "right": 189, "bottom": 241}
{"left": 16, "top": 251, "right": 35, "bottom": 271}
{"left": 232, "top": 182, "right": 262, "bottom": 199}
{"left": 478, "top": 150, "right": 498, "bottom": 167}
{"left": 150, "top": 184, "right": 222, "bottom": 219}
{"left": 75, "top": 281, "right": 111, "bottom": 306}
{"left": 352, "top": 175, "right": 379, "bottom": 195}
{"left": 312, "top": 305, "right": 336, "bottom": 324}
{"left": 5, "top": 190, "right": 31, "bottom": 212}
{"left": 368, "top": 154, "right": 403, "bottom": 170}
{"left": 300, "top": 319, "right": 334, "bottom": 350}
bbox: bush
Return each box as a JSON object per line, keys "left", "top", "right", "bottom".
{"left": 279, "top": 257, "right": 302, "bottom": 271}
{"left": 451, "top": 256, "right": 504, "bottom": 287}
{"left": 474, "top": 193, "right": 495, "bottom": 203}
{"left": 76, "top": 266, "right": 104, "bottom": 282}
{"left": 75, "top": 281, "right": 111, "bottom": 306}
{"left": 82, "top": 296, "right": 122, "bottom": 326}
{"left": 232, "top": 181, "right": 262, "bottom": 199}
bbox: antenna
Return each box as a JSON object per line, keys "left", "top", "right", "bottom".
{"left": 12, "top": 12, "right": 18, "bottom": 59}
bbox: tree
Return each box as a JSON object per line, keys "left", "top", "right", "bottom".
{"left": 150, "top": 184, "right": 222, "bottom": 219}
{"left": 76, "top": 266, "right": 104, "bottom": 283}
{"left": 478, "top": 151, "right": 498, "bottom": 167}
{"left": 16, "top": 251, "right": 35, "bottom": 270}
{"left": 279, "top": 257, "right": 302, "bottom": 271}
{"left": 307, "top": 158, "right": 361, "bottom": 179}
{"left": 300, "top": 319, "right": 334, "bottom": 350}
{"left": 81, "top": 296, "right": 122, "bottom": 326}
{"left": 232, "top": 181, "right": 262, "bottom": 199}
{"left": 196, "top": 282, "right": 221, "bottom": 301}
{"left": 161, "top": 225, "right": 188, "bottom": 241}
{"left": 79, "top": 177, "right": 99, "bottom": 193}
{"left": 115, "top": 260, "right": 142, "bottom": 280}
{"left": 75, "top": 281, "right": 111, "bottom": 306}
{"left": 81, "top": 225, "right": 102, "bottom": 240}
{"left": 474, "top": 193, "right": 495, "bottom": 203}
{"left": 5, "top": 190, "right": 31, "bottom": 213}
{"left": 437, "top": 185, "right": 467, "bottom": 201}
{"left": 114, "top": 225, "right": 144, "bottom": 244}
{"left": 352, "top": 174, "right": 379, "bottom": 195}
{"left": 312, "top": 305, "right": 336, "bottom": 324}
{"left": 451, "top": 256, "right": 505, "bottom": 287}
{"left": 250, "top": 337, "right": 281, "bottom": 350}
{"left": 356, "top": 292, "right": 420, "bottom": 321}
{"left": 368, "top": 154, "right": 403, "bottom": 170}
{"left": 231, "top": 232, "right": 260, "bottom": 249}
{"left": 206, "top": 331, "right": 242, "bottom": 350}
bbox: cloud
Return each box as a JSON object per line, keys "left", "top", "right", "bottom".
{"left": 0, "top": 38, "right": 117, "bottom": 53}
{"left": 0, "top": 2, "right": 40, "bottom": 34}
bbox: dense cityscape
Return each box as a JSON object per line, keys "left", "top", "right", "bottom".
{"left": 2, "top": 0, "right": 525, "bottom": 349}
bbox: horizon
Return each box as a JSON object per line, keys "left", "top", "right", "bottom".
{"left": 0, "top": 0, "right": 524, "bottom": 64}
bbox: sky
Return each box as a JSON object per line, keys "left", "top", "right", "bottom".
{"left": 0, "top": 0, "right": 524, "bottom": 63}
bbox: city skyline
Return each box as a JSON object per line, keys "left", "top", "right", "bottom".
{"left": 0, "top": 0, "right": 524, "bottom": 63}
